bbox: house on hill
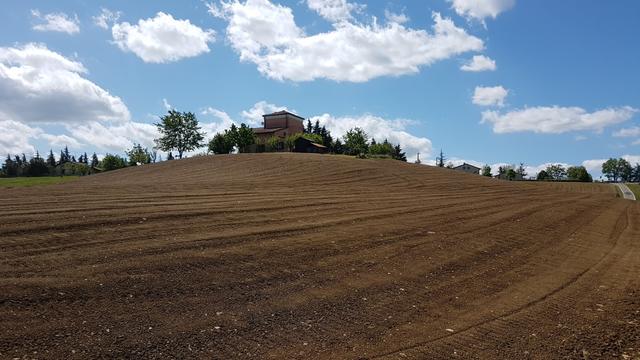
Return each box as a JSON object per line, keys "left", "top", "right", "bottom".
{"left": 251, "top": 111, "right": 327, "bottom": 153}
{"left": 253, "top": 111, "right": 305, "bottom": 144}
{"left": 453, "top": 163, "right": 480, "bottom": 175}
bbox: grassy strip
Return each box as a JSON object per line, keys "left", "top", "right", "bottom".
{"left": 0, "top": 176, "right": 79, "bottom": 188}
{"left": 626, "top": 183, "right": 640, "bottom": 200}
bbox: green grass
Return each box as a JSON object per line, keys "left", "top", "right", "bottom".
{"left": 0, "top": 176, "right": 79, "bottom": 188}
{"left": 626, "top": 183, "right": 640, "bottom": 200}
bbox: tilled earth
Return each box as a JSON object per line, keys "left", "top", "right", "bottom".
{"left": 1, "top": 154, "right": 639, "bottom": 359}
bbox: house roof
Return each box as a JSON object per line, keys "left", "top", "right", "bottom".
{"left": 252, "top": 127, "right": 283, "bottom": 134}
{"left": 453, "top": 162, "right": 481, "bottom": 170}
{"left": 263, "top": 110, "right": 305, "bottom": 120}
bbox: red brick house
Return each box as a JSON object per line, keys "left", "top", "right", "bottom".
{"left": 253, "top": 111, "right": 305, "bottom": 144}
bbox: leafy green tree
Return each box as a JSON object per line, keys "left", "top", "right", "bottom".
{"left": 481, "top": 165, "right": 492, "bottom": 177}
{"left": 209, "top": 132, "right": 234, "bottom": 154}
{"left": 127, "top": 143, "right": 152, "bottom": 165}
{"left": 545, "top": 164, "right": 566, "bottom": 181}
{"left": 506, "top": 168, "right": 517, "bottom": 181}
{"left": 343, "top": 127, "right": 369, "bottom": 156}
{"left": 236, "top": 124, "right": 255, "bottom": 153}
{"left": 537, "top": 170, "right": 550, "bottom": 181}
{"left": 155, "top": 110, "right": 205, "bottom": 159}
{"left": 601, "top": 158, "right": 632, "bottom": 182}
{"left": 566, "top": 166, "right": 593, "bottom": 182}
{"left": 266, "top": 136, "right": 281, "bottom": 152}
{"left": 100, "top": 154, "right": 127, "bottom": 171}
{"left": 632, "top": 163, "right": 640, "bottom": 182}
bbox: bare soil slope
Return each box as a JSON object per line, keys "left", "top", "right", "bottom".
{"left": 1, "top": 154, "right": 638, "bottom": 359}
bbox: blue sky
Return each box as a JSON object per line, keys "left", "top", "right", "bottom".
{"left": 1, "top": 0, "right": 639, "bottom": 177}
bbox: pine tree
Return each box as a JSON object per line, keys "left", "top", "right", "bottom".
{"left": 305, "top": 120, "right": 313, "bottom": 133}
{"left": 313, "top": 120, "right": 321, "bottom": 135}
{"left": 392, "top": 144, "right": 407, "bottom": 162}
{"left": 47, "top": 150, "right": 56, "bottom": 167}
{"left": 90, "top": 153, "right": 99, "bottom": 168}
{"left": 436, "top": 149, "right": 446, "bottom": 167}
{"left": 83, "top": 152, "right": 89, "bottom": 164}
{"left": 167, "top": 152, "right": 174, "bottom": 160}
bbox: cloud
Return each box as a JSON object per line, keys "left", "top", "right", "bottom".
{"left": 31, "top": 10, "right": 80, "bottom": 34}
{"left": 384, "top": 10, "right": 409, "bottom": 25}
{"left": 461, "top": 54, "right": 496, "bottom": 72}
{"left": 306, "top": 0, "right": 364, "bottom": 23}
{"left": 448, "top": 0, "right": 515, "bottom": 22}
{"left": 93, "top": 8, "right": 121, "bottom": 29}
{"left": 213, "top": 0, "right": 483, "bottom": 82}
{"left": 0, "top": 120, "right": 41, "bottom": 155}
{"left": 310, "top": 113, "right": 432, "bottom": 161}
{"left": 482, "top": 106, "right": 637, "bottom": 134}
{"left": 200, "top": 107, "right": 238, "bottom": 136}
{"left": 613, "top": 126, "right": 640, "bottom": 138}
{"left": 240, "top": 101, "right": 290, "bottom": 126}
{"left": 582, "top": 159, "right": 606, "bottom": 174}
{"left": 472, "top": 85, "right": 508, "bottom": 107}
{"left": 162, "top": 98, "right": 173, "bottom": 110}
{"left": 66, "top": 121, "right": 157, "bottom": 152}
{"left": 112, "top": 12, "right": 215, "bottom": 63}
{"left": 39, "top": 133, "right": 84, "bottom": 149}
{"left": 0, "top": 43, "right": 131, "bottom": 125}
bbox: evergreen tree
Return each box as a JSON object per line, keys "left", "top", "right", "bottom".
{"left": 71, "top": 155, "right": 77, "bottom": 163}
{"left": 436, "top": 149, "right": 446, "bottom": 167}
{"left": 26, "top": 151, "right": 48, "bottom": 177}
{"left": 481, "top": 165, "right": 492, "bottom": 177}
{"left": 167, "top": 152, "right": 174, "bottom": 160}
{"left": 3, "top": 154, "right": 17, "bottom": 177}
{"left": 90, "top": 153, "right": 99, "bottom": 168}
{"left": 331, "top": 139, "right": 344, "bottom": 154}
{"left": 392, "top": 144, "right": 407, "bottom": 161}
{"left": 46, "top": 150, "right": 56, "bottom": 167}
{"left": 313, "top": 120, "right": 321, "bottom": 135}
{"left": 305, "top": 120, "right": 313, "bottom": 133}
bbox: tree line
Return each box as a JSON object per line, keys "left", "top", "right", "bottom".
{"left": 1, "top": 110, "right": 408, "bottom": 178}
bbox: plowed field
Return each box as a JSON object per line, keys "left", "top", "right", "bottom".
{"left": 1, "top": 154, "right": 638, "bottom": 359}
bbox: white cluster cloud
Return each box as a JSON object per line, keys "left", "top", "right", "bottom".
{"left": 0, "top": 43, "right": 130, "bottom": 125}
{"left": 0, "top": 44, "right": 161, "bottom": 155}
{"left": 240, "top": 101, "right": 291, "bottom": 126}
{"left": 306, "top": 0, "right": 364, "bottom": 23}
{"left": 311, "top": 113, "right": 432, "bottom": 161}
{"left": 613, "top": 126, "right": 640, "bottom": 138}
{"left": 212, "top": 0, "right": 483, "bottom": 82}
{"left": 31, "top": 10, "right": 80, "bottom": 34}
{"left": 93, "top": 8, "right": 121, "bottom": 29}
{"left": 112, "top": 12, "right": 215, "bottom": 63}
{"left": 472, "top": 85, "right": 508, "bottom": 107}
{"left": 66, "top": 121, "right": 157, "bottom": 151}
{"left": 482, "top": 106, "right": 637, "bottom": 134}
{"left": 461, "top": 54, "right": 496, "bottom": 72}
{"left": 448, "top": 0, "right": 515, "bottom": 22}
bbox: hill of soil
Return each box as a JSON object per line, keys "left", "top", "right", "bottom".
{"left": 1, "top": 154, "right": 638, "bottom": 359}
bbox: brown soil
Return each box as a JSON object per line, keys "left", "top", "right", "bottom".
{"left": 1, "top": 154, "right": 638, "bottom": 359}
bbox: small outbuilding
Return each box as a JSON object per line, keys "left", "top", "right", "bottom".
{"left": 293, "top": 136, "right": 328, "bottom": 154}
{"left": 453, "top": 163, "right": 480, "bottom": 175}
